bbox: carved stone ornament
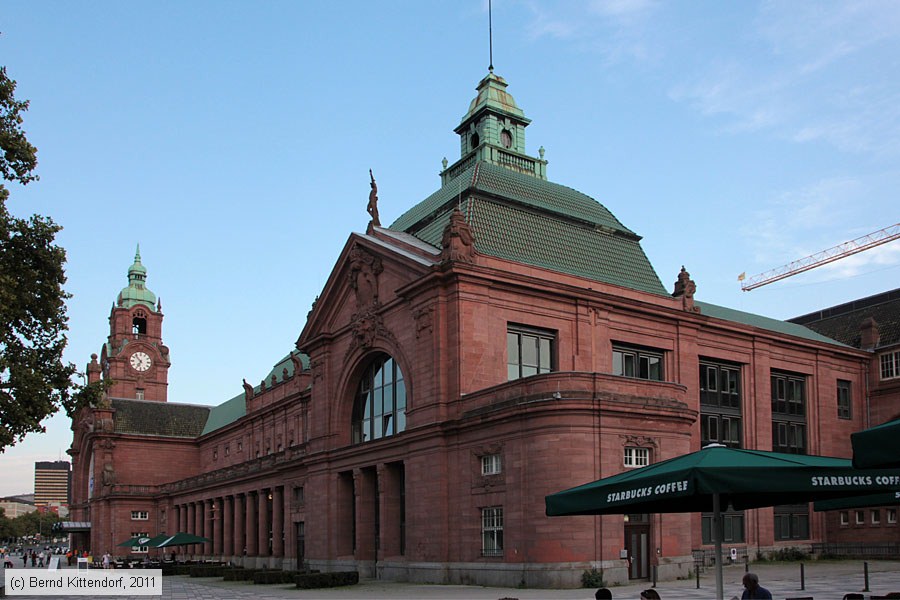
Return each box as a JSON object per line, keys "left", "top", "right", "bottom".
{"left": 242, "top": 379, "right": 254, "bottom": 401}
{"left": 309, "top": 357, "right": 324, "bottom": 382}
{"left": 412, "top": 305, "right": 433, "bottom": 339}
{"left": 99, "top": 439, "right": 116, "bottom": 451}
{"left": 620, "top": 434, "right": 659, "bottom": 449}
{"left": 672, "top": 266, "right": 701, "bottom": 313}
{"left": 101, "top": 462, "right": 116, "bottom": 487}
{"left": 348, "top": 247, "right": 383, "bottom": 309}
{"left": 350, "top": 308, "right": 393, "bottom": 350}
{"left": 440, "top": 208, "right": 476, "bottom": 264}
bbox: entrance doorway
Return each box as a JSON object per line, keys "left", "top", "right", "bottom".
{"left": 624, "top": 514, "right": 650, "bottom": 580}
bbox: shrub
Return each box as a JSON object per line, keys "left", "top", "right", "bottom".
{"left": 772, "top": 547, "right": 808, "bottom": 562}
{"left": 295, "top": 571, "right": 359, "bottom": 589}
{"left": 581, "top": 568, "right": 606, "bottom": 588}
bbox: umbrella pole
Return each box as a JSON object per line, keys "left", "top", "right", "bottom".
{"left": 713, "top": 492, "right": 724, "bottom": 600}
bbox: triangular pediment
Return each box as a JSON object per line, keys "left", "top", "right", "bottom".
{"left": 297, "top": 230, "right": 438, "bottom": 350}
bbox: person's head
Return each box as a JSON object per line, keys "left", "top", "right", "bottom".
{"left": 742, "top": 572, "right": 760, "bottom": 591}
{"left": 595, "top": 588, "right": 612, "bottom": 600}
{"left": 640, "top": 589, "right": 660, "bottom": 600}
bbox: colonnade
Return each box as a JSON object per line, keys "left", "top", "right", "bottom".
{"left": 172, "top": 486, "right": 286, "bottom": 560}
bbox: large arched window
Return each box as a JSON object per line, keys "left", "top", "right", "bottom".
{"left": 352, "top": 354, "right": 406, "bottom": 444}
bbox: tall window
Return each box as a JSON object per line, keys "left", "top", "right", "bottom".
{"left": 772, "top": 372, "right": 806, "bottom": 454}
{"left": 481, "top": 507, "right": 504, "bottom": 557}
{"left": 774, "top": 504, "right": 809, "bottom": 540}
{"left": 700, "top": 361, "right": 742, "bottom": 448}
{"left": 880, "top": 350, "right": 900, "bottom": 380}
{"left": 507, "top": 326, "right": 554, "bottom": 380}
{"left": 352, "top": 355, "right": 407, "bottom": 444}
{"left": 613, "top": 345, "right": 664, "bottom": 381}
{"left": 837, "top": 380, "right": 852, "bottom": 420}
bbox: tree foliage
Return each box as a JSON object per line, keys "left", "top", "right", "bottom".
{"left": 0, "top": 64, "right": 75, "bottom": 451}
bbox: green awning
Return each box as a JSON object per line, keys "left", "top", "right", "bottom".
{"left": 852, "top": 418, "right": 900, "bottom": 469}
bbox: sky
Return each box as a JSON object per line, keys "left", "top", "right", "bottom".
{"left": 1, "top": 0, "right": 898, "bottom": 498}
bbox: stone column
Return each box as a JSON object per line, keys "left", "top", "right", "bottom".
{"left": 272, "top": 486, "right": 284, "bottom": 557}
{"left": 196, "top": 501, "right": 205, "bottom": 556}
{"left": 234, "top": 494, "right": 245, "bottom": 556}
{"left": 246, "top": 492, "right": 258, "bottom": 556}
{"left": 223, "top": 496, "right": 233, "bottom": 558}
{"left": 187, "top": 503, "right": 196, "bottom": 555}
{"left": 213, "top": 498, "right": 223, "bottom": 555}
{"left": 258, "top": 488, "right": 269, "bottom": 556}
{"left": 203, "top": 500, "right": 213, "bottom": 555}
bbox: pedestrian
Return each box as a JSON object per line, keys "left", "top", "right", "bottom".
{"left": 30, "top": 551, "right": 36, "bottom": 567}
{"left": 38, "top": 550, "right": 45, "bottom": 567}
{"left": 102, "top": 552, "right": 110, "bottom": 569}
{"left": 740, "top": 572, "right": 773, "bottom": 599}
{"left": 640, "top": 589, "right": 661, "bottom": 600}
{"left": 595, "top": 588, "right": 612, "bottom": 599}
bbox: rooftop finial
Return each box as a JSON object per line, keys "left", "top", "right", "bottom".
{"left": 135, "top": 243, "right": 141, "bottom": 262}
{"left": 488, "top": 0, "right": 494, "bottom": 73}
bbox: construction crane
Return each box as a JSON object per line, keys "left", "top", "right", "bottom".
{"left": 740, "top": 222, "right": 900, "bottom": 291}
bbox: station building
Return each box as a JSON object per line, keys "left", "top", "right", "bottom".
{"left": 67, "top": 71, "right": 886, "bottom": 586}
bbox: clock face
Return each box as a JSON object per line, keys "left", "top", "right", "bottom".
{"left": 130, "top": 351, "right": 152, "bottom": 372}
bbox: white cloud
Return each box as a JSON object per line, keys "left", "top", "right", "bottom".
{"left": 669, "top": 1, "right": 900, "bottom": 155}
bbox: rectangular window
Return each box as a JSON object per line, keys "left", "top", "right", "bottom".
{"left": 881, "top": 351, "right": 900, "bottom": 380}
{"left": 613, "top": 345, "right": 664, "bottom": 381}
{"left": 481, "top": 507, "right": 504, "bottom": 557}
{"left": 840, "top": 511, "right": 849, "bottom": 526}
{"left": 774, "top": 504, "right": 809, "bottom": 540}
{"left": 131, "top": 531, "right": 149, "bottom": 553}
{"left": 888, "top": 509, "right": 897, "bottom": 524}
{"left": 701, "top": 361, "right": 743, "bottom": 448}
{"left": 131, "top": 511, "right": 149, "bottom": 520}
{"left": 837, "top": 380, "right": 852, "bottom": 420}
{"left": 135, "top": 388, "right": 144, "bottom": 400}
{"left": 855, "top": 510, "right": 865, "bottom": 525}
{"left": 481, "top": 454, "right": 502, "bottom": 475}
{"left": 294, "top": 486, "right": 305, "bottom": 505}
{"left": 872, "top": 510, "right": 881, "bottom": 525}
{"left": 624, "top": 447, "right": 650, "bottom": 468}
{"left": 772, "top": 372, "right": 807, "bottom": 454}
{"left": 507, "top": 326, "right": 555, "bottom": 380}
{"left": 701, "top": 510, "right": 745, "bottom": 544}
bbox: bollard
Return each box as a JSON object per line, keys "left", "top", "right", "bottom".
{"left": 652, "top": 565, "right": 657, "bottom": 588}
{"left": 696, "top": 562, "right": 701, "bottom": 589}
{"left": 745, "top": 559, "right": 749, "bottom": 573}
{"left": 864, "top": 561, "right": 870, "bottom": 592}
{"left": 800, "top": 562, "right": 805, "bottom": 590}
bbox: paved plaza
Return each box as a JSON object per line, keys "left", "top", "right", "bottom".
{"left": 3, "top": 559, "right": 900, "bottom": 599}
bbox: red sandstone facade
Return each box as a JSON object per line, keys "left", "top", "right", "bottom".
{"left": 68, "top": 73, "right": 888, "bottom": 587}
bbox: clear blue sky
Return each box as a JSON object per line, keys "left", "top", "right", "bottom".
{"left": 2, "top": 1, "right": 898, "bottom": 498}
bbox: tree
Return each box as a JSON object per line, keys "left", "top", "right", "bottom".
{"left": 0, "top": 64, "right": 75, "bottom": 451}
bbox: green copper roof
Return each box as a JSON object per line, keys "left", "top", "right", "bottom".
{"left": 458, "top": 72, "right": 528, "bottom": 127}
{"left": 200, "top": 349, "right": 309, "bottom": 436}
{"left": 695, "top": 301, "right": 851, "bottom": 347}
{"left": 201, "top": 392, "right": 246, "bottom": 436}
{"left": 117, "top": 245, "right": 157, "bottom": 310}
{"left": 390, "top": 162, "right": 666, "bottom": 295}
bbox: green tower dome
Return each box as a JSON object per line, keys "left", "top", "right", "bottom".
{"left": 117, "top": 245, "right": 157, "bottom": 310}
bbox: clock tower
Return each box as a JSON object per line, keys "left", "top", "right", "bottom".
{"left": 93, "top": 247, "right": 170, "bottom": 402}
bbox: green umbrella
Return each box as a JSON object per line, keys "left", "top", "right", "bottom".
{"left": 117, "top": 535, "right": 156, "bottom": 548}
{"left": 150, "top": 532, "right": 210, "bottom": 548}
{"left": 545, "top": 444, "right": 900, "bottom": 600}
{"left": 852, "top": 418, "right": 900, "bottom": 469}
